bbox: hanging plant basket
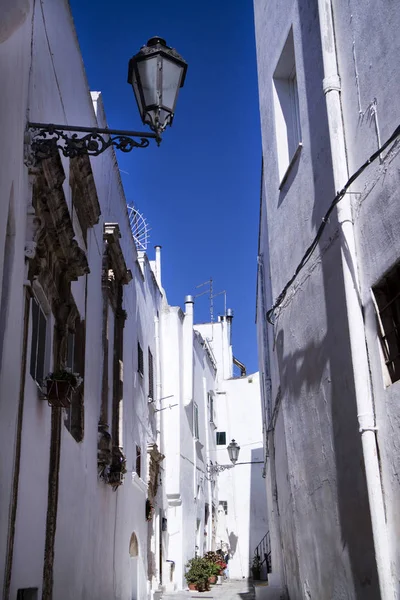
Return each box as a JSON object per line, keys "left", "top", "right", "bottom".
{"left": 46, "top": 379, "right": 73, "bottom": 408}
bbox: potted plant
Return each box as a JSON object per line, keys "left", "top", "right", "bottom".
{"left": 184, "top": 557, "right": 210, "bottom": 591}
{"left": 204, "top": 551, "right": 225, "bottom": 582}
{"left": 44, "top": 368, "right": 82, "bottom": 408}
{"left": 206, "top": 560, "right": 220, "bottom": 585}
{"left": 251, "top": 553, "right": 262, "bottom": 580}
{"left": 107, "top": 447, "right": 127, "bottom": 490}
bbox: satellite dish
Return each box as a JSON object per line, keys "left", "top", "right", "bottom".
{"left": 127, "top": 205, "right": 150, "bottom": 252}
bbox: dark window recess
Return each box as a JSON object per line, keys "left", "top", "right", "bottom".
{"left": 64, "top": 319, "right": 85, "bottom": 442}
{"left": 374, "top": 264, "right": 400, "bottom": 383}
{"left": 136, "top": 445, "right": 141, "bottom": 477}
{"left": 138, "top": 342, "right": 144, "bottom": 376}
{"left": 219, "top": 500, "right": 228, "bottom": 515}
{"left": 17, "top": 590, "right": 38, "bottom": 600}
{"left": 30, "top": 296, "right": 47, "bottom": 384}
{"left": 208, "top": 392, "right": 214, "bottom": 423}
{"left": 216, "top": 431, "right": 226, "bottom": 446}
{"left": 148, "top": 348, "right": 154, "bottom": 400}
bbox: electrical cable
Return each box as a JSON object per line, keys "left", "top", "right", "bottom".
{"left": 266, "top": 123, "right": 400, "bottom": 324}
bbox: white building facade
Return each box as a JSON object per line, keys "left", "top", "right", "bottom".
{"left": 0, "top": 2, "right": 166, "bottom": 599}
{"left": 195, "top": 317, "right": 269, "bottom": 582}
{"left": 255, "top": 0, "right": 400, "bottom": 598}
{"left": 0, "top": 2, "right": 268, "bottom": 599}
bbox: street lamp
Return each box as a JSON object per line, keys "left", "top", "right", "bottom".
{"left": 128, "top": 36, "right": 187, "bottom": 138}
{"left": 207, "top": 439, "right": 263, "bottom": 476}
{"left": 25, "top": 37, "right": 187, "bottom": 165}
{"left": 227, "top": 439, "right": 240, "bottom": 464}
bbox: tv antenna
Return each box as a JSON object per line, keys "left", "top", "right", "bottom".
{"left": 195, "top": 278, "right": 226, "bottom": 323}
{"left": 127, "top": 205, "right": 150, "bottom": 252}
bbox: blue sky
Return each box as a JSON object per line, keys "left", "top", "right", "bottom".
{"left": 69, "top": 0, "right": 261, "bottom": 374}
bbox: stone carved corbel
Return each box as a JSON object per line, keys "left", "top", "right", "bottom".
{"left": 25, "top": 204, "right": 43, "bottom": 260}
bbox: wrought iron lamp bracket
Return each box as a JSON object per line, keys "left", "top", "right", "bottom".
{"left": 24, "top": 122, "right": 160, "bottom": 166}
{"left": 207, "top": 463, "right": 235, "bottom": 475}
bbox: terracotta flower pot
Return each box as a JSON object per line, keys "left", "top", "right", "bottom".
{"left": 188, "top": 583, "right": 197, "bottom": 591}
{"left": 46, "top": 380, "right": 73, "bottom": 408}
{"left": 208, "top": 575, "right": 217, "bottom": 585}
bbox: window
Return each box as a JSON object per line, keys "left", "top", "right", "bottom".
{"left": 138, "top": 341, "right": 144, "bottom": 376}
{"left": 208, "top": 392, "right": 214, "bottom": 424}
{"left": 30, "top": 296, "right": 47, "bottom": 384}
{"left": 273, "top": 28, "right": 302, "bottom": 186}
{"left": 373, "top": 263, "right": 400, "bottom": 384}
{"left": 219, "top": 500, "right": 228, "bottom": 515}
{"left": 17, "top": 590, "right": 38, "bottom": 600}
{"left": 64, "top": 318, "right": 85, "bottom": 442}
{"left": 135, "top": 445, "right": 142, "bottom": 478}
{"left": 216, "top": 431, "right": 226, "bottom": 446}
{"left": 193, "top": 402, "right": 199, "bottom": 439}
{"left": 148, "top": 348, "right": 154, "bottom": 400}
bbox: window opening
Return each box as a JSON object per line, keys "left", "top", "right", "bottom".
{"left": 17, "top": 590, "right": 38, "bottom": 600}
{"left": 208, "top": 392, "right": 214, "bottom": 424}
{"left": 148, "top": 348, "right": 154, "bottom": 400}
{"left": 273, "top": 28, "right": 302, "bottom": 184}
{"left": 373, "top": 263, "right": 400, "bottom": 384}
{"left": 219, "top": 500, "right": 228, "bottom": 515}
{"left": 30, "top": 296, "right": 47, "bottom": 384}
{"left": 136, "top": 445, "right": 142, "bottom": 478}
{"left": 64, "top": 318, "right": 85, "bottom": 442}
{"left": 216, "top": 431, "right": 226, "bottom": 446}
{"left": 138, "top": 341, "right": 144, "bottom": 376}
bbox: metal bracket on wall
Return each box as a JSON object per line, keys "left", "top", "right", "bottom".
{"left": 24, "top": 122, "right": 160, "bottom": 166}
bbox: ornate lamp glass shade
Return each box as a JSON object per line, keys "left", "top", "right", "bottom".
{"left": 128, "top": 37, "right": 187, "bottom": 138}
{"left": 227, "top": 439, "right": 240, "bottom": 465}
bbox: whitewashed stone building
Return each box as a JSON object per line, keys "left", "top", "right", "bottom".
{"left": 254, "top": 0, "right": 400, "bottom": 598}
{"left": 195, "top": 318, "right": 268, "bottom": 582}
{"left": 0, "top": 2, "right": 268, "bottom": 600}
{"left": 0, "top": 2, "right": 166, "bottom": 599}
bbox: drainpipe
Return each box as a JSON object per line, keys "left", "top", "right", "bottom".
{"left": 317, "top": 2, "right": 393, "bottom": 598}
{"left": 183, "top": 295, "right": 196, "bottom": 503}
{"left": 154, "top": 315, "right": 162, "bottom": 450}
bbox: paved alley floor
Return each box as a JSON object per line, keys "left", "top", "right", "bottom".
{"left": 162, "top": 579, "right": 282, "bottom": 600}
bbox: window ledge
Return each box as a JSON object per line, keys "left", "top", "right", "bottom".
{"left": 279, "top": 142, "right": 303, "bottom": 190}
{"left": 132, "top": 472, "right": 148, "bottom": 493}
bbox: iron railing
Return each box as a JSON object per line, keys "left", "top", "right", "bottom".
{"left": 254, "top": 531, "right": 272, "bottom": 573}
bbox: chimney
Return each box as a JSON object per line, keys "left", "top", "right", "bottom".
{"left": 154, "top": 245, "right": 162, "bottom": 288}
{"left": 226, "top": 308, "right": 233, "bottom": 344}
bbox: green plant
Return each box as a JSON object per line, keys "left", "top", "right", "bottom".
{"left": 184, "top": 557, "right": 211, "bottom": 589}
{"left": 204, "top": 551, "right": 220, "bottom": 564}
{"left": 252, "top": 554, "right": 262, "bottom": 569}
{"left": 45, "top": 368, "right": 82, "bottom": 388}
{"left": 205, "top": 560, "right": 221, "bottom": 577}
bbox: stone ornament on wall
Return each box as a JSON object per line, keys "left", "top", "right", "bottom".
{"left": 147, "top": 443, "right": 165, "bottom": 502}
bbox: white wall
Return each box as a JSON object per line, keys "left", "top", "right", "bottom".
{"left": 195, "top": 319, "right": 268, "bottom": 582}
{"left": 0, "top": 2, "right": 165, "bottom": 598}
{"left": 161, "top": 299, "right": 219, "bottom": 591}
{"left": 254, "top": 0, "right": 400, "bottom": 597}
{"left": 216, "top": 372, "right": 267, "bottom": 580}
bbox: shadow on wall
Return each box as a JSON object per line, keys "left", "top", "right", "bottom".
{"left": 229, "top": 531, "right": 238, "bottom": 556}
{"left": 271, "top": 2, "right": 380, "bottom": 598}
{"left": 248, "top": 447, "right": 269, "bottom": 581}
